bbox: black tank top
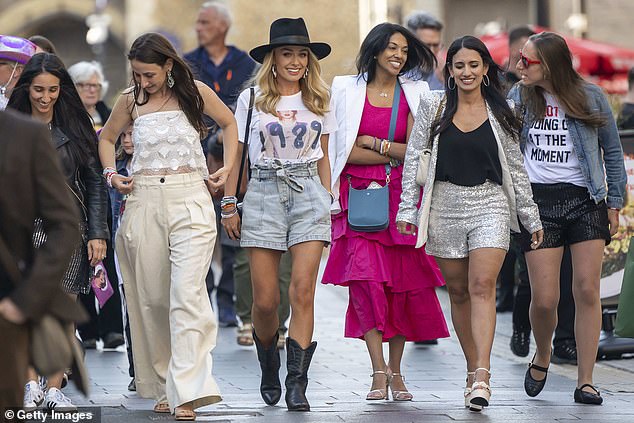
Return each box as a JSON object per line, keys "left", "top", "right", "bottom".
{"left": 435, "top": 119, "right": 503, "bottom": 187}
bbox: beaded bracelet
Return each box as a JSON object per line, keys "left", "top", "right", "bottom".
{"left": 106, "top": 172, "right": 117, "bottom": 188}
{"left": 102, "top": 167, "right": 116, "bottom": 176}
{"left": 220, "top": 209, "right": 238, "bottom": 219}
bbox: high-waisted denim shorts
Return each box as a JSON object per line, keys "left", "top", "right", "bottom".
{"left": 240, "top": 161, "right": 331, "bottom": 251}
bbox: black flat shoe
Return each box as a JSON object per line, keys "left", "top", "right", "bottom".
{"left": 574, "top": 384, "right": 603, "bottom": 405}
{"left": 524, "top": 354, "right": 549, "bottom": 397}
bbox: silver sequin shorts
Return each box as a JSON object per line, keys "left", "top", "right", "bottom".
{"left": 426, "top": 180, "right": 510, "bottom": 259}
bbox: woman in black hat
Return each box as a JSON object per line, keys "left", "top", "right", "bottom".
{"left": 222, "top": 17, "right": 333, "bottom": 412}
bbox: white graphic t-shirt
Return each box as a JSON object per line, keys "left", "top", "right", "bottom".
{"left": 235, "top": 88, "right": 336, "bottom": 166}
{"left": 524, "top": 93, "right": 585, "bottom": 186}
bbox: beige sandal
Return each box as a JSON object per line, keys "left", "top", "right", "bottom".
{"left": 153, "top": 400, "right": 170, "bottom": 413}
{"left": 237, "top": 322, "right": 254, "bottom": 346}
{"left": 366, "top": 370, "right": 389, "bottom": 400}
{"left": 174, "top": 406, "right": 196, "bottom": 421}
{"left": 389, "top": 373, "right": 413, "bottom": 401}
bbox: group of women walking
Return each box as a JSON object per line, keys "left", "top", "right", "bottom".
{"left": 7, "top": 13, "right": 625, "bottom": 421}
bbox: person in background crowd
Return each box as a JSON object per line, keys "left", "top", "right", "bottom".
{"left": 0, "top": 108, "right": 86, "bottom": 416}
{"left": 68, "top": 60, "right": 126, "bottom": 352}
{"left": 398, "top": 36, "right": 543, "bottom": 412}
{"left": 110, "top": 123, "right": 136, "bottom": 391}
{"left": 222, "top": 17, "right": 333, "bottom": 412}
{"left": 324, "top": 22, "right": 448, "bottom": 403}
{"left": 404, "top": 11, "right": 444, "bottom": 90}
{"left": 9, "top": 52, "right": 109, "bottom": 411}
{"left": 28, "top": 35, "right": 58, "bottom": 55}
{"left": 184, "top": 1, "right": 257, "bottom": 328}
{"left": 0, "top": 35, "right": 36, "bottom": 110}
{"left": 618, "top": 67, "right": 634, "bottom": 129}
{"left": 68, "top": 61, "right": 111, "bottom": 130}
{"left": 98, "top": 32, "right": 238, "bottom": 420}
{"left": 510, "top": 31, "right": 626, "bottom": 405}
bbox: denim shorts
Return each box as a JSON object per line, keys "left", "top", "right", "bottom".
{"left": 240, "top": 161, "right": 331, "bottom": 251}
{"left": 518, "top": 183, "right": 611, "bottom": 252}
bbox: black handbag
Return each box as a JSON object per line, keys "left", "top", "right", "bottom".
{"left": 347, "top": 82, "right": 401, "bottom": 232}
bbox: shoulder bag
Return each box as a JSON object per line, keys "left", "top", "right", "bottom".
{"left": 236, "top": 86, "right": 255, "bottom": 218}
{"left": 347, "top": 82, "right": 400, "bottom": 232}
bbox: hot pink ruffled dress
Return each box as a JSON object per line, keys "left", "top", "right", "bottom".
{"left": 322, "top": 93, "right": 449, "bottom": 342}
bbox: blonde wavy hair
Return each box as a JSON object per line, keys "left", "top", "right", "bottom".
{"left": 254, "top": 49, "right": 330, "bottom": 116}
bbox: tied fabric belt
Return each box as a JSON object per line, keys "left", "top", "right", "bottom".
{"left": 252, "top": 160, "right": 319, "bottom": 192}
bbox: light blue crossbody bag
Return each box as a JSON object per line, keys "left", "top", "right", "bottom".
{"left": 347, "top": 82, "right": 401, "bottom": 232}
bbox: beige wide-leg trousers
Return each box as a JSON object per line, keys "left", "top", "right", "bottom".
{"left": 116, "top": 173, "right": 221, "bottom": 411}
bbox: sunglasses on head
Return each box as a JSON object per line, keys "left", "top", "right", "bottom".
{"left": 519, "top": 50, "right": 541, "bottom": 68}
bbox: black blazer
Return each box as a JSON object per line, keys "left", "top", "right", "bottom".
{"left": 0, "top": 109, "right": 87, "bottom": 322}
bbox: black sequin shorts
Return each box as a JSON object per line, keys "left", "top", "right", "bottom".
{"left": 519, "top": 182, "right": 611, "bottom": 252}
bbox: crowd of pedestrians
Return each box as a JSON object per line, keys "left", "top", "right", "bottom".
{"left": 0, "top": 1, "right": 628, "bottom": 420}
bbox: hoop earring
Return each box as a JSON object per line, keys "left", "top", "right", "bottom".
{"left": 303, "top": 68, "right": 309, "bottom": 79}
{"left": 167, "top": 70, "right": 175, "bottom": 88}
{"left": 482, "top": 74, "right": 490, "bottom": 87}
{"left": 271, "top": 65, "right": 277, "bottom": 79}
{"left": 447, "top": 76, "right": 456, "bottom": 90}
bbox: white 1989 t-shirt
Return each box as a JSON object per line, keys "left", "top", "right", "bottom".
{"left": 235, "top": 88, "right": 336, "bottom": 166}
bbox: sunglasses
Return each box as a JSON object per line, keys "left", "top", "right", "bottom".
{"left": 519, "top": 50, "right": 541, "bottom": 68}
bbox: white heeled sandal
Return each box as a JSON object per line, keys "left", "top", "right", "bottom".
{"left": 469, "top": 368, "right": 491, "bottom": 412}
{"left": 464, "top": 371, "right": 475, "bottom": 408}
{"left": 389, "top": 373, "right": 413, "bottom": 401}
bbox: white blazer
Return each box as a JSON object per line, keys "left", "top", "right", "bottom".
{"left": 328, "top": 74, "right": 430, "bottom": 213}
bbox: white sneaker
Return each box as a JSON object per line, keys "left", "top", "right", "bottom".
{"left": 23, "top": 380, "right": 44, "bottom": 411}
{"left": 44, "top": 387, "right": 77, "bottom": 411}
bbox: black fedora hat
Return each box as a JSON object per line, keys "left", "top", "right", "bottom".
{"left": 249, "top": 17, "right": 331, "bottom": 63}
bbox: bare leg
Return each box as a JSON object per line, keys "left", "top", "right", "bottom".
{"left": 468, "top": 248, "right": 507, "bottom": 386}
{"left": 287, "top": 241, "right": 324, "bottom": 348}
{"left": 249, "top": 248, "right": 282, "bottom": 347}
{"left": 435, "top": 257, "right": 475, "bottom": 371}
{"left": 525, "top": 247, "right": 564, "bottom": 379}
{"left": 364, "top": 329, "right": 388, "bottom": 393}
{"left": 388, "top": 335, "right": 407, "bottom": 392}
{"left": 569, "top": 240, "right": 604, "bottom": 392}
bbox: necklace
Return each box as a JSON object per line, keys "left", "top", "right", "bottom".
{"left": 379, "top": 92, "right": 388, "bottom": 98}
{"left": 154, "top": 92, "right": 172, "bottom": 113}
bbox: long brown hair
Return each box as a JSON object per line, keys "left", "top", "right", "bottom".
{"left": 520, "top": 32, "right": 605, "bottom": 127}
{"left": 127, "top": 32, "right": 207, "bottom": 137}
{"left": 254, "top": 49, "right": 330, "bottom": 116}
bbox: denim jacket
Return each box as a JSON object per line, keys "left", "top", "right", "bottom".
{"left": 508, "top": 83, "right": 626, "bottom": 209}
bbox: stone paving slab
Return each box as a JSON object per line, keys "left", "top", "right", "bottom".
{"left": 54, "top": 256, "right": 634, "bottom": 422}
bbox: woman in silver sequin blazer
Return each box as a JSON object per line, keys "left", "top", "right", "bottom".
{"left": 397, "top": 36, "right": 543, "bottom": 412}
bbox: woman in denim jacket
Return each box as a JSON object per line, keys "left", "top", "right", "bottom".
{"left": 508, "top": 32, "right": 626, "bottom": 405}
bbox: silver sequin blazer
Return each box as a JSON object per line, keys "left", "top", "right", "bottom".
{"left": 397, "top": 90, "right": 542, "bottom": 248}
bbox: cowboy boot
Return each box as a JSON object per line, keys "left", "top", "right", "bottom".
{"left": 285, "top": 336, "right": 317, "bottom": 411}
{"left": 253, "top": 330, "right": 281, "bottom": 405}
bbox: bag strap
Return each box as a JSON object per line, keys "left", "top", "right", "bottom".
{"left": 387, "top": 82, "right": 401, "bottom": 142}
{"left": 426, "top": 95, "right": 446, "bottom": 149}
{"left": 235, "top": 86, "right": 255, "bottom": 196}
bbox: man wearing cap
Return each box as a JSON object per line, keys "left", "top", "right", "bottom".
{"left": 0, "top": 35, "right": 36, "bottom": 110}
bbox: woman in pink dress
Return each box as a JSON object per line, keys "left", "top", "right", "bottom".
{"left": 323, "top": 23, "right": 449, "bottom": 401}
